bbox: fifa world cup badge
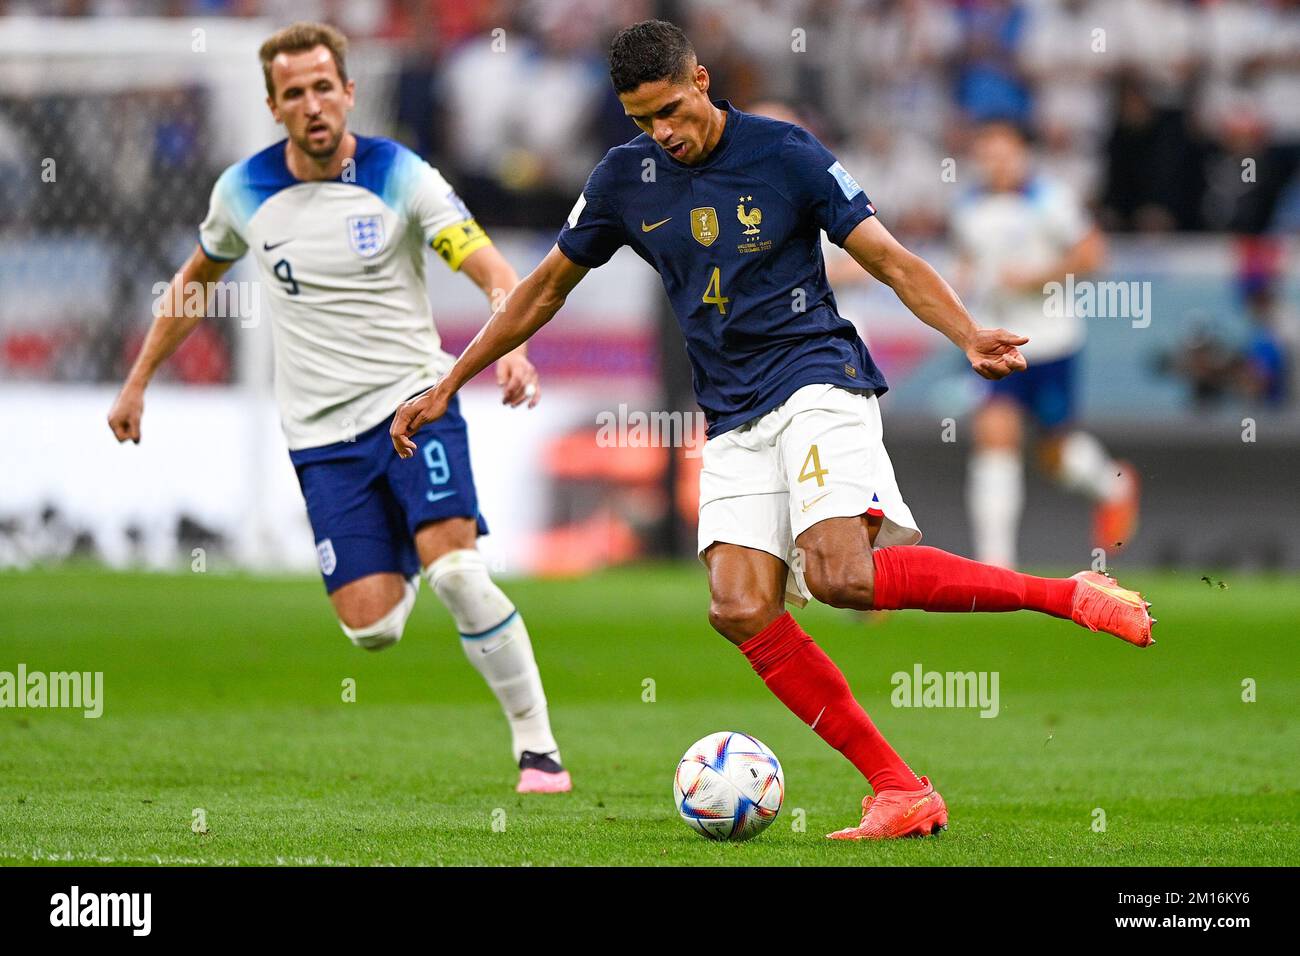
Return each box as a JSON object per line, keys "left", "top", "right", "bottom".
{"left": 690, "top": 206, "right": 719, "bottom": 247}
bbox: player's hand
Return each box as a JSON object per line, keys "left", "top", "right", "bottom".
{"left": 965, "top": 328, "right": 1029, "bottom": 380}
{"left": 496, "top": 350, "right": 541, "bottom": 408}
{"left": 391, "top": 386, "right": 449, "bottom": 459}
{"left": 107, "top": 384, "right": 145, "bottom": 444}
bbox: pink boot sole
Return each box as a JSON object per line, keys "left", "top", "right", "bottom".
{"left": 516, "top": 768, "right": 573, "bottom": 793}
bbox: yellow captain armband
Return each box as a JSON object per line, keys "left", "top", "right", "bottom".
{"left": 431, "top": 219, "right": 492, "bottom": 271}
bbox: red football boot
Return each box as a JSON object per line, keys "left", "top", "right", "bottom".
{"left": 1070, "top": 570, "right": 1156, "bottom": 647}
{"left": 826, "top": 776, "right": 948, "bottom": 840}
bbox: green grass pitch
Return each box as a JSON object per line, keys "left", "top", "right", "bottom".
{"left": 0, "top": 564, "right": 1296, "bottom": 866}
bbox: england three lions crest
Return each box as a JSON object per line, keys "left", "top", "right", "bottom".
{"left": 316, "top": 538, "right": 337, "bottom": 576}
{"left": 347, "top": 215, "right": 385, "bottom": 258}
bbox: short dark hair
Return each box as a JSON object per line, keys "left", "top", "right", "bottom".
{"left": 608, "top": 19, "right": 695, "bottom": 94}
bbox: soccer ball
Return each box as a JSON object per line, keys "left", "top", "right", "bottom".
{"left": 673, "top": 731, "right": 784, "bottom": 841}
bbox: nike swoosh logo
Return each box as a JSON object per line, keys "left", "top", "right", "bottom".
{"left": 801, "top": 491, "right": 832, "bottom": 513}
{"left": 1085, "top": 579, "right": 1146, "bottom": 607}
{"left": 809, "top": 706, "right": 827, "bottom": 731}
{"left": 263, "top": 238, "right": 293, "bottom": 251}
{"left": 426, "top": 490, "right": 456, "bottom": 503}
{"left": 641, "top": 217, "right": 672, "bottom": 233}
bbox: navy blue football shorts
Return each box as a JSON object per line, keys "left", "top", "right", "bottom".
{"left": 289, "top": 394, "right": 489, "bottom": 593}
{"left": 985, "top": 352, "right": 1077, "bottom": 430}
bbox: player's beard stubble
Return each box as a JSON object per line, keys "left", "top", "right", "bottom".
{"left": 295, "top": 117, "right": 345, "bottom": 161}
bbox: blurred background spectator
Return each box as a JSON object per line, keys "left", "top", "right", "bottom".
{"left": 4, "top": 0, "right": 1297, "bottom": 239}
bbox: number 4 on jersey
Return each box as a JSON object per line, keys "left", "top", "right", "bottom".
{"left": 702, "top": 266, "right": 729, "bottom": 315}
{"left": 798, "top": 444, "right": 829, "bottom": 487}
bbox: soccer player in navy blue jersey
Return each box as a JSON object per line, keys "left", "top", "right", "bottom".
{"left": 392, "top": 20, "right": 1155, "bottom": 839}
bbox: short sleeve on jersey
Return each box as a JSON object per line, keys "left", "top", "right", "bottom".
{"left": 782, "top": 126, "right": 876, "bottom": 247}
{"left": 396, "top": 155, "right": 493, "bottom": 271}
{"left": 557, "top": 156, "right": 626, "bottom": 268}
{"left": 198, "top": 166, "right": 250, "bottom": 262}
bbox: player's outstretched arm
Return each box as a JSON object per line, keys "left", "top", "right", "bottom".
{"left": 459, "top": 244, "right": 540, "bottom": 409}
{"left": 843, "top": 217, "right": 1028, "bottom": 381}
{"left": 107, "top": 246, "right": 234, "bottom": 443}
{"left": 390, "top": 244, "right": 589, "bottom": 457}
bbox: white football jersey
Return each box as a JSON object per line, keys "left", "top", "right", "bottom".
{"left": 199, "top": 136, "right": 492, "bottom": 450}
{"left": 950, "top": 175, "right": 1092, "bottom": 363}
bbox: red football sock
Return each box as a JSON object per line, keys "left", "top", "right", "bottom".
{"left": 739, "top": 612, "right": 920, "bottom": 795}
{"left": 871, "top": 545, "right": 1075, "bottom": 617}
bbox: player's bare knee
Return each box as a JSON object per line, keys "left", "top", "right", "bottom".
{"left": 804, "top": 556, "right": 874, "bottom": 609}
{"left": 339, "top": 607, "right": 404, "bottom": 651}
{"left": 338, "top": 579, "right": 418, "bottom": 651}
{"left": 974, "top": 401, "right": 1022, "bottom": 450}
{"left": 708, "top": 594, "right": 779, "bottom": 644}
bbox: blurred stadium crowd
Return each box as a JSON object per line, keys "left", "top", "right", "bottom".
{"left": 6, "top": 0, "right": 1299, "bottom": 231}
{"left": 1, "top": 0, "right": 1296, "bottom": 387}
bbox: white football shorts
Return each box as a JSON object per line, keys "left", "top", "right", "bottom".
{"left": 697, "top": 384, "right": 922, "bottom": 607}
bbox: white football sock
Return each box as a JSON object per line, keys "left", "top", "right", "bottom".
{"left": 425, "top": 549, "right": 559, "bottom": 763}
{"left": 967, "top": 448, "right": 1023, "bottom": 568}
{"left": 1057, "top": 431, "right": 1122, "bottom": 502}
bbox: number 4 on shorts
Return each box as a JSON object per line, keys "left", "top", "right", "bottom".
{"left": 798, "top": 444, "right": 828, "bottom": 487}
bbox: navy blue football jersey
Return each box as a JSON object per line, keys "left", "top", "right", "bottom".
{"left": 557, "top": 100, "right": 888, "bottom": 437}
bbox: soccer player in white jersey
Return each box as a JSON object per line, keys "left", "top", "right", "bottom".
{"left": 106, "top": 22, "right": 571, "bottom": 794}
{"left": 952, "top": 120, "right": 1140, "bottom": 568}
